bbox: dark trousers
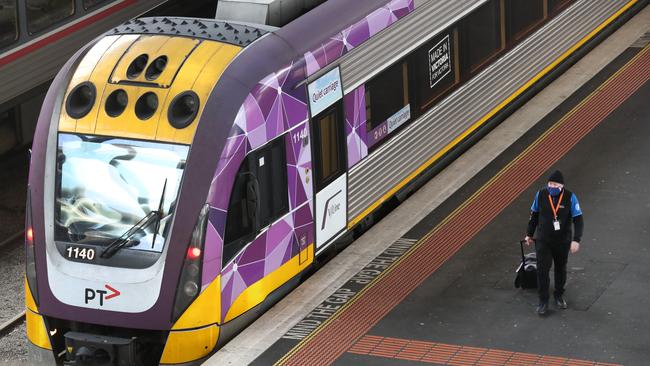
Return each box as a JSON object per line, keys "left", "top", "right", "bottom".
{"left": 535, "top": 240, "right": 570, "bottom": 303}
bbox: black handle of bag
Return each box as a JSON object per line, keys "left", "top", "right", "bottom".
{"left": 520, "top": 239, "right": 535, "bottom": 265}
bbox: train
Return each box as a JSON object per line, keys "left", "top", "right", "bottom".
{"left": 25, "top": 0, "right": 646, "bottom": 364}
{"left": 0, "top": 0, "right": 218, "bottom": 155}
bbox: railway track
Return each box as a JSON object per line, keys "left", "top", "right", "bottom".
{"left": 0, "top": 230, "right": 24, "bottom": 249}
{"left": 0, "top": 230, "right": 27, "bottom": 338}
{"left": 0, "top": 311, "right": 25, "bottom": 338}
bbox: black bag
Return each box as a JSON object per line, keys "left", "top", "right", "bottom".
{"left": 514, "top": 240, "right": 537, "bottom": 289}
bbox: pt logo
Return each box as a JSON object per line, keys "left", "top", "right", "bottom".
{"left": 84, "top": 284, "right": 121, "bottom": 306}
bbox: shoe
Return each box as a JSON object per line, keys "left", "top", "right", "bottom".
{"left": 536, "top": 302, "right": 548, "bottom": 315}
{"left": 554, "top": 295, "right": 567, "bottom": 309}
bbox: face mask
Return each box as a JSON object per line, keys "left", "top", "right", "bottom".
{"left": 548, "top": 186, "right": 562, "bottom": 197}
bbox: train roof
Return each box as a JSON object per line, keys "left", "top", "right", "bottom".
{"left": 110, "top": 17, "right": 277, "bottom": 47}
{"left": 212, "top": 0, "right": 396, "bottom": 91}
{"left": 273, "top": 0, "right": 385, "bottom": 56}
{"left": 111, "top": 0, "right": 394, "bottom": 53}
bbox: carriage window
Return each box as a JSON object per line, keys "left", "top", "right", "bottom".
{"left": 548, "top": 0, "right": 574, "bottom": 14}
{"left": 365, "top": 61, "right": 410, "bottom": 148}
{"left": 254, "top": 137, "right": 289, "bottom": 228}
{"left": 507, "top": 0, "right": 545, "bottom": 42}
{"left": 26, "top": 0, "right": 75, "bottom": 34}
{"left": 464, "top": 0, "right": 504, "bottom": 73}
{"left": 223, "top": 137, "right": 288, "bottom": 265}
{"left": 83, "top": 0, "right": 110, "bottom": 9}
{"left": 223, "top": 163, "right": 254, "bottom": 252}
{"left": 410, "top": 30, "right": 459, "bottom": 112}
{"left": 0, "top": 0, "right": 18, "bottom": 49}
{"left": 312, "top": 106, "right": 345, "bottom": 190}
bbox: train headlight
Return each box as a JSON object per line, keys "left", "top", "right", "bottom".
{"left": 127, "top": 54, "right": 149, "bottom": 79}
{"left": 65, "top": 82, "right": 96, "bottom": 119}
{"left": 183, "top": 281, "right": 199, "bottom": 298}
{"left": 25, "top": 188, "right": 38, "bottom": 305}
{"left": 105, "top": 89, "right": 128, "bottom": 117}
{"left": 135, "top": 92, "right": 159, "bottom": 120}
{"left": 172, "top": 204, "right": 209, "bottom": 321}
{"left": 168, "top": 91, "right": 200, "bottom": 129}
{"left": 146, "top": 55, "right": 168, "bottom": 81}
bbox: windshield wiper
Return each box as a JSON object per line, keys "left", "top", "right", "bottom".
{"left": 151, "top": 179, "right": 167, "bottom": 249}
{"left": 100, "top": 179, "right": 168, "bottom": 259}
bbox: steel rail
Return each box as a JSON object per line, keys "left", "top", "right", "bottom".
{"left": 0, "top": 230, "right": 24, "bottom": 249}
{"left": 0, "top": 311, "right": 26, "bottom": 337}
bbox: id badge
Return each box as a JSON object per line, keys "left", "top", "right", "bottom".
{"left": 553, "top": 219, "right": 561, "bottom": 231}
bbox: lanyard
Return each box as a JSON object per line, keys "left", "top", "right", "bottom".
{"left": 547, "top": 190, "right": 564, "bottom": 220}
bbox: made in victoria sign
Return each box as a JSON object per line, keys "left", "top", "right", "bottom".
{"left": 428, "top": 34, "right": 452, "bottom": 89}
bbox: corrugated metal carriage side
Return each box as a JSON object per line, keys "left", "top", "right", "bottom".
{"left": 344, "top": 0, "right": 643, "bottom": 226}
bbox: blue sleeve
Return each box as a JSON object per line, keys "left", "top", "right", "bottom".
{"left": 531, "top": 191, "right": 539, "bottom": 212}
{"left": 571, "top": 194, "right": 583, "bottom": 217}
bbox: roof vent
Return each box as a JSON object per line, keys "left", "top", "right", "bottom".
{"left": 215, "top": 0, "right": 327, "bottom": 27}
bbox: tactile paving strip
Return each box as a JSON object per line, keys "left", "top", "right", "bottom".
{"left": 349, "top": 335, "right": 621, "bottom": 366}
{"left": 275, "top": 45, "right": 650, "bottom": 366}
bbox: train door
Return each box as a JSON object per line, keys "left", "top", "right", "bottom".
{"left": 307, "top": 68, "right": 347, "bottom": 253}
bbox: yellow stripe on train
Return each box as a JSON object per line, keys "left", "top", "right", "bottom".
{"left": 225, "top": 245, "right": 314, "bottom": 323}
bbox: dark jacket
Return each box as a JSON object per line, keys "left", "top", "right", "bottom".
{"left": 527, "top": 188, "right": 584, "bottom": 244}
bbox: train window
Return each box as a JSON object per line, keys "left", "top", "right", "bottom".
{"left": 464, "top": 0, "right": 504, "bottom": 73}
{"left": 365, "top": 61, "right": 410, "bottom": 148}
{"left": 54, "top": 134, "right": 189, "bottom": 256}
{"left": 254, "top": 137, "right": 289, "bottom": 228}
{"left": 26, "top": 0, "right": 75, "bottom": 34}
{"left": 312, "top": 105, "right": 346, "bottom": 190}
{"left": 223, "top": 137, "right": 289, "bottom": 264}
{"left": 83, "top": 0, "right": 109, "bottom": 10}
{"left": 224, "top": 162, "right": 255, "bottom": 252}
{"left": 0, "top": 0, "right": 18, "bottom": 49}
{"left": 409, "top": 30, "right": 459, "bottom": 112}
{"left": 506, "top": 0, "right": 545, "bottom": 42}
{"left": 548, "top": 0, "right": 574, "bottom": 15}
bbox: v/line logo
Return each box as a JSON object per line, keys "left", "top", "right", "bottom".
{"left": 321, "top": 190, "right": 342, "bottom": 230}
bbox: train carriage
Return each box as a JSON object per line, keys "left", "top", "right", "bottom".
{"left": 25, "top": 0, "right": 646, "bottom": 364}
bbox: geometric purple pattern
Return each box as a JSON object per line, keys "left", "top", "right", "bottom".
{"left": 202, "top": 61, "right": 315, "bottom": 320}
{"left": 304, "top": 0, "right": 415, "bottom": 76}
{"left": 201, "top": 0, "right": 416, "bottom": 322}
{"left": 344, "top": 85, "right": 368, "bottom": 168}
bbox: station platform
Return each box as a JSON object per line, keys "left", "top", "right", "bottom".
{"left": 206, "top": 9, "right": 650, "bottom": 366}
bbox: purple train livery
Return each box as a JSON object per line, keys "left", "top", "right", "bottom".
{"left": 24, "top": 0, "right": 644, "bottom": 364}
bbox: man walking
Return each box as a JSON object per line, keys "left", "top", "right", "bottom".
{"left": 525, "top": 170, "right": 584, "bottom": 315}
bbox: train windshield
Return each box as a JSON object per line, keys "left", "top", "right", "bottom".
{"left": 54, "top": 133, "right": 189, "bottom": 253}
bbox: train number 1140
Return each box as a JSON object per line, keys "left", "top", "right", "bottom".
{"left": 66, "top": 245, "right": 96, "bottom": 261}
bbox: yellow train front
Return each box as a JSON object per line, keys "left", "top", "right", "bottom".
{"left": 25, "top": 16, "right": 318, "bottom": 365}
